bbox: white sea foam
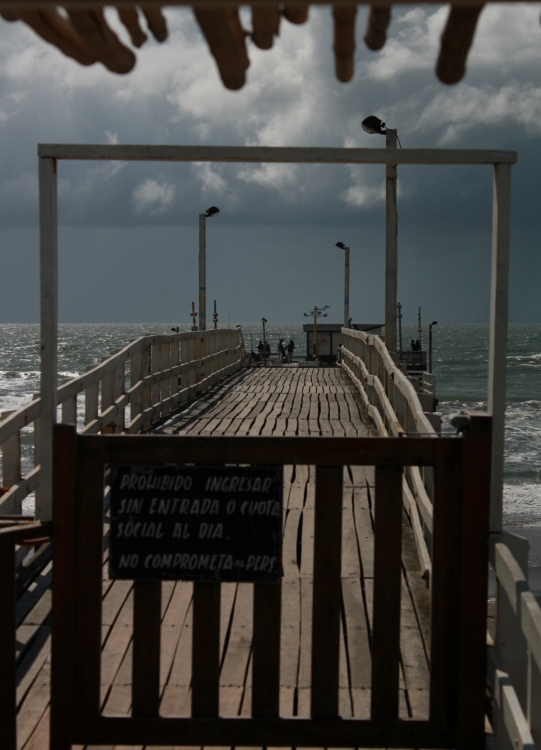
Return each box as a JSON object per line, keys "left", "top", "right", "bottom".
{"left": 504, "top": 483, "right": 541, "bottom": 521}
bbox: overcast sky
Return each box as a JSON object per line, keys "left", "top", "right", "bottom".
{"left": 0, "top": 3, "right": 540, "bottom": 325}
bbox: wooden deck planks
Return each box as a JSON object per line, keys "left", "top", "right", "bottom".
{"left": 15, "top": 364, "right": 431, "bottom": 750}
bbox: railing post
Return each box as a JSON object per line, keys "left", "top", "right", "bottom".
{"left": 84, "top": 366, "right": 99, "bottom": 429}
{"left": 61, "top": 396, "right": 77, "bottom": 427}
{"left": 488, "top": 162, "right": 512, "bottom": 534}
{"left": 113, "top": 358, "right": 124, "bottom": 432}
{"left": 151, "top": 344, "right": 161, "bottom": 411}
{"left": 1, "top": 411, "right": 21, "bottom": 513}
{"left": 141, "top": 345, "right": 151, "bottom": 430}
{"left": 0, "top": 541, "right": 16, "bottom": 750}
{"left": 160, "top": 343, "right": 171, "bottom": 417}
{"left": 129, "top": 349, "right": 142, "bottom": 429}
{"left": 170, "top": 339, "right": 179, "bottom": 406}
{"left": 101, "top": 357, "right": 114, "bottom": 435}
{"left": 38, "top": 156, "right": 58, "bottom": 522}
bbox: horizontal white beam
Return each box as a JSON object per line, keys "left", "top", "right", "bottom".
{"left": 37, "top": 144, "right": 518, "bottom": 166}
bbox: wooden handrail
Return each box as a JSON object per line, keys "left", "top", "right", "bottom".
{"left": 0, "top": 328, "right": 243, "bottom": 547}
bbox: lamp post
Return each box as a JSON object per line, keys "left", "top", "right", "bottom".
{"left": 429, "top": 321, "right": 438, "bottom": 373}
{"left": 213, "top": 300, "right": 218, "bottom": 329}
{"left": 335, "top": 242, "right": 350, "bottom": 329}
{"left": 361, "top": 115, "right": 400, "bottom": 353}
{"left": 199, "top": 206, "right": 220, "bottom": 331}
{"left": 303, "top": 305, "right": 329, "bottom": 360}
{"left": 262, "top": 317, "right": 268, "bottom": 366}
{"left": 397, "top": 302, "right": 403, "bottom": 355}
{"left": 190, "top": 301, "right": 198, "bottom": 331}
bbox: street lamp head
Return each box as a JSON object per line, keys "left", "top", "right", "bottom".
{"left": 361, "top": 115, "right": 386, "bottom": 135}
{"left": 431, "top": 321, "right": 438, "bottom": 326}
{"left": 262, "top": 317, "right": 267, "bottom": 323}
{"left": 336, "top": 242, "right": 347, "bottom": 250}
{"left": 205, "top": 206, "right": 220, "bottom": 218}
{"left": 304, "top": 313, "right": 309, "bottom": 317}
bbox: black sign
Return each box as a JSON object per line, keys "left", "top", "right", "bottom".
{"left": 108, "top": 465, "right": 283, "bottom": 582}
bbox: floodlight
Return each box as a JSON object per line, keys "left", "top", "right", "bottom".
{"left": 361, "top": 116, "right": 386, "bottom": 135}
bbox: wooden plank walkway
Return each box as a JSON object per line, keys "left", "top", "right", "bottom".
{"left": 14, "top": 365, "right": 431, "bottom": 750}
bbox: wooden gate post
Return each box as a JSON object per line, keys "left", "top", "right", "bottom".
{"left": 456, "top": 413, "right": 492, "bottom": 749}
{"left": 38, "top": 156, "right": 58, "bottom": 522}
{"left": 50, "top": 424, "right": 77, "bottom": 750}
{"left": 488, "top": 163, "right": 511, "bottom": 534}
{"left": 0, "top": 542, "right": 16, "bottom": 750}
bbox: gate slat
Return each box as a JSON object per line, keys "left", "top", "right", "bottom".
{"left": 252, "top": 580, "right": 281, "bottom": 716}
{"left": 310, "top": 464, "right": 343, "bottom": 718}
{"left": 50, "top": 424, "right": 77, "bottom": 750}
{"left": 456, "top": 416, "right": 491, "bottom": 748}
{"left": 132, "top": 580, "right": 161, "bottom": 716}
{"left": 192, "top": 581, "right": 221, "bottom": 717}
{"left": 73, "top": 448, "right": 105, "bottom": 727}
{"left": 370, "top": 465, "right": 402, "bottom": 720}
{"left": 429, "top": 444, "right": 463, "bottom": 734}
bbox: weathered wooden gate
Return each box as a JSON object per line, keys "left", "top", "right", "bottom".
{"left": 50, "top": 416, "right": 491, "bottom": 750}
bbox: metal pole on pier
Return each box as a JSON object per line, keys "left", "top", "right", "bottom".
{"left": 428, "top": 321, "right": 437, "bottom": 373}
{"left": 191, "top": 302, "right": 198, "bottom": 331}
{"left": 198, "top": 214, "right": 206, "bottom": 331}
{"left": 360, "top": 116, "right": 399, "bottom": 353}
{"left": 304, "top": 305, "right": 329, "bottom": 360}
{"left": 335, "top": 242, "right": 350, "bottom": 328}
{"left": 397, "top": 302, "right": 403, "bottom": 355}
{"left": 262, "top": 318, "right": 267, "bottom": 366}
{"left": 213, "top": 300, "right": 218, "bottom": 329}
{"left": 385, "top": 128, "right": 398, "bottom": 353}
{"left": 199, "top": 206, "right": 220, "bottom": 332}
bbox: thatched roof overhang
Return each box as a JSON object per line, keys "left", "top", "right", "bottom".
{"left": 0, "top": 1, "right": 531, "bottom": 86}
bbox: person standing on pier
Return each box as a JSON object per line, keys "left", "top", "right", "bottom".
{"left": 287, "top": 339, "right": 295, "bottom": 363}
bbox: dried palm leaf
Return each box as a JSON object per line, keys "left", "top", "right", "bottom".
{"left": 436, "top": 5, "right": 484, "bottom": 84}
{"left": 12, "top": 7, "right": 96, "bottom": 65}
{"left": 140, "top": 5, "right": 168, "bottom": 42}
{"left": 251, "top": 3, "right": 280, "bottom": 50}
{"left": 193, "top": 4, "right": 249, "bottom": 90}
{"left": 66, "top": 8, "right": 136, "bottom": 73}
{"left": 283, "top": 4, "right": 309, "bottom": 25}
{"left": 117, "top": 7, "right": 147, "bottom": 48}
{"left": 333, "top": 4, "right": 357, "bottom": 83}
{"left": 364, "top": 4, "right": 391, "bottom": 51}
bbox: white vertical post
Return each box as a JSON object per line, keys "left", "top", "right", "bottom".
{"left": 199, "top": 214, "right": 206, "bottom": 331}
{"left": 38, "top": 157, "right": 58, "bottom": 522}
{"left": 488, "top": 163, "right": 512, "bottom": 533}
{"left": 385, "top": 130, "right": 398, "bottom": 353}
{"left": 344, "top": 246, "right": 350, "bottom": 328}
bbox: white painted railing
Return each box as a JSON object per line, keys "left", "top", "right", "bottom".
{"left": 488, "top": 538, "right": 541, "bottom": 749}
{"left": 0, "top": 328, "right": 243, "bottom": 527}
{"left": 340, "top": 327, "right": 436, "bottom": 587}
{"left": 342, "top": 327, "right": 541, "bottom": 749}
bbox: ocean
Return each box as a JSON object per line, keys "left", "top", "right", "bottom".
{"left": 1, "top": 323, "right": 540, "bottom": 580}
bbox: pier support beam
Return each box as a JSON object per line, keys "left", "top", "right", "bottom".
{"left": 38, "top": 156, "right": 58, "bottom": 522}
{"left": 385, "top": 130, "right": 398, "bottom": 353}
{"left": 488, "top": 163, "right": 511, "bottom": 533}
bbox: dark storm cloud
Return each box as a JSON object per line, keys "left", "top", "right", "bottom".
{"left": 0, "top": 4, "right": 540, "bottom": 322}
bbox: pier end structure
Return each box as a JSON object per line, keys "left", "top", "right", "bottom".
{"left": 38, "top": 143, "right": 516, "bottom": 527}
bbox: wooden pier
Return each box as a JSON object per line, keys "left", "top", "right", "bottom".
{"left": 11, "top": 365, "right": 437, "bottom": 750}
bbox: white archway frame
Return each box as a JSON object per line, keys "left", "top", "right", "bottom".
{"left": 38, "top": 143, "right": 515, "bottom": 531}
